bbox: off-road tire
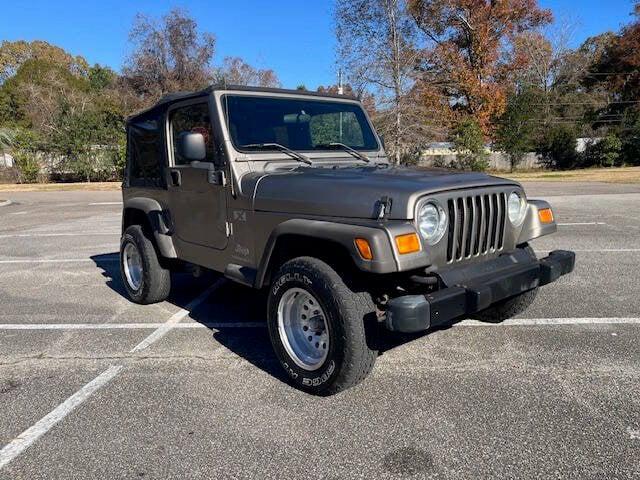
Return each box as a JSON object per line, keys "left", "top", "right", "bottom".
{"left": 474, "top": 244, "right": 538, "bottom": 323}
{"left": 267, "top": 257, "right": 378, "bottom": 395}
{"left": 120, "top": 225, "right": 171, "bottom": 304}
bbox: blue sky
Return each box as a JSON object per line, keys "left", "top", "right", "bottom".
{"left": 0, "top": 0, "right": 636, "bottom": 89}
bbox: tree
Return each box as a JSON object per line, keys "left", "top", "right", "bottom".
{"left": 123, "top": 8, "right": 216, "bottom": 107}
{"left": 316, "top": 83, "right": 376, "bottom": 114}
{"left": 0, "top": 58, "right": 90, "bottom": 131}
{"left": 581, "top": 4, "right": 640, "bottom": 129}
{"left": 0, "top": 51, "right": 126, "bottom": 181}
{"left": 88, "top": 64, "right": 117, "bottom": 91}
{"left": 0, "top": 40, "right": 88, "bottom": 82}
{"left": 620, "top": 113, "right": 640, "bottom": 166}
{"left": 216, "top": 57, "right": 281, "bottom": 87}
{"left": 408, "top": 0, "right": 553, "bottom": 134}
{"left": 450, "top": 117, "right": 488, "bottom": 171}
{"left": 336, "top": 0, "right": 432, "bottom": 164}
{"left": 0, "top": 127, "right": 14, "bottom": 152}
{"left": 495, "top": 89, "right": 538, "bottom": 171}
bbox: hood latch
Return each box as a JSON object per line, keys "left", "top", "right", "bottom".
{"left": 376, "top": 196, "right": 393, "bottom": 220}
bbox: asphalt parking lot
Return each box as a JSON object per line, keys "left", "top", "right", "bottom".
{"left": 1, "top": 182, "right": 639, "bottom": 479}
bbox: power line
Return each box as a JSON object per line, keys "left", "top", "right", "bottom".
{"left": 581, "top": 72, "right": 638, "bottom": 76}
{"left": 532, "top": 100, "right": 640, "bottom": 106}
{"left": 525, "top": 119, "right": 625, "bottom": 124}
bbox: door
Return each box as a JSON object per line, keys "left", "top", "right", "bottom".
{"left": 167, "top": 100, "right": 228, "bottom": 250}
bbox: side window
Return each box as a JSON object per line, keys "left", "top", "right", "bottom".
{"left": 310, "top": 112, "right": 365, "bottom": 148}
{"left": 169, "top": 103, "right": 215, "bottom": 166}
{"left": 128, "top": 112, "right": 164, "bottom": 187}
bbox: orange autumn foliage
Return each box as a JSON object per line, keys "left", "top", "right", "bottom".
{"left": 408, "top": 0, "right": 552, "bottom": 135}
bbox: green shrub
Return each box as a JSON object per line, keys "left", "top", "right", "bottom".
{"left": 580, "top": 134, "right": 623, "bottom": 168}
{"left": 13, "top": 149, "right": 40, "bottom": 183}
{"left": 11, "top": 129, "right": 42, "bottom": 183}
{"left": 536, "top": 125, "right": 579, "bottom": 170}
{"left": 620, "top": 118, "right": 640, "bottom": 166}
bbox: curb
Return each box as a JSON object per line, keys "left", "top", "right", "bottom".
{"left": 0, "top": 199, "right": 12, "bottom": 207}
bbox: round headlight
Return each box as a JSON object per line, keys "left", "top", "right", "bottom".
{"left": 418, "top": 202, "right": 447, "bottom": 245}
{"left": 508, "top": 191, "right": 527, "bottom": 225}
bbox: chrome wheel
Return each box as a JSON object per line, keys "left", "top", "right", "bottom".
{"left": 277, "top": 288, "right": 329, "bottom": 371}
{"left": 123, "top": 242, "right": 143, "bottom": 291}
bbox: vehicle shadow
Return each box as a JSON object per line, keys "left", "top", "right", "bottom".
{"left": 91, "top": 252, "right": 288, "bottom": 385}
{"left": 91, "top": 252, "right": 447, "bottom": 387}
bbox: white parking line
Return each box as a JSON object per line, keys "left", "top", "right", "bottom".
{"left": 0, "top": 365, "right": 123, "bottom": 470}
{"left": 0, "top": 322, "right": 264, "bottom": 330}
{"left": 572, "top": 249, "right": 640, "bottom": 253}
{"left": 456, "top": 317, "right": 640, "bottom": 326}
{"left": 0, "top": 232, "right": 118, "bottom": 238}
{"left": 534, "top": 249, "right": 640, "bottom": 254}
{"left": 0, "top": 280, "right": 225, "bottom": 471}
{"left": 0, "top": 258, "right": 118, "bottom": 264}
{"left": 1, "top": 317, "right": 638, "bottom": 332}
{"left": 558, "top": 222, "right": 606, "bottom": 226}
{"left": 88, "top": 202, "right": 122, "bottom": 206}
{"left": 130, "top": 279, "right": 226, "bottom": 352}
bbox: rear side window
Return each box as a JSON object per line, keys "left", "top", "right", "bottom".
{"left": 128, "top": 111, "right": 164, "bottom": 187}
{"left": 169, "top": 103, "right": 216, "bottom": 166}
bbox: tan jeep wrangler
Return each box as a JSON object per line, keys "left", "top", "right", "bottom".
{"left": 120, "top": 85, "right": 575, "bottom": 395}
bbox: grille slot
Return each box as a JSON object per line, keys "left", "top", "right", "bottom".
{"left": 446, "top": 192, "right": 507, "bottom": 263}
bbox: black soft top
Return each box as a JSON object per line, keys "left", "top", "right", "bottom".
{"left": 127, "top": 84, "right": 359, "bottom": 123}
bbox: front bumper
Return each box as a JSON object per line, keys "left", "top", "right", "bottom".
{"left": 385, "top": 249, "right": 575, "bottom": 333}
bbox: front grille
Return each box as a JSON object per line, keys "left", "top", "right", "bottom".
{"left": 446, "top": 192, "right": 507, "bottom": 263}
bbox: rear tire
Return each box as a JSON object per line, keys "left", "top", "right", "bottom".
{"left": 120, "top": 225, "right": 171, "bottom": 304}
{"left": 267, "top": 256, "right": 378, "bottom": 395}
{"left": 474, "top": 288, "right": 538, "bottom": 323}
{"left": 475, "top": 244, "right": 538, "bottom": 323}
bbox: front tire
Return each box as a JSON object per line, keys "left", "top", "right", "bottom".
{"left": 267, "top": 257, "right": 378, "bottom": 395}
{"left": 120, "top": 225, "right": 171, "bottom": 304}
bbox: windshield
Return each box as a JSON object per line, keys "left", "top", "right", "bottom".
{"left": 223, "top": 95, "right": 379, "bottom": 153}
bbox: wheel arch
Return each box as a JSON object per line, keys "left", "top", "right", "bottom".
{"left": 254, "top": 219, "right": 397, "bottom": 289}
{"left": 122, "top": 197, "right": 177, "bottom": 258}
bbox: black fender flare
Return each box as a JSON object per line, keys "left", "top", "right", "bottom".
{"left": 254, "top": 219, "right": 397, "bottom": 288}
{"left": 122, "top": 197, "right": 177, "bottom": 258}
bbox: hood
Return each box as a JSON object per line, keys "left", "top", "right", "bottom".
{"left": 244, "top": 165, "right": 519, "bottom": 220}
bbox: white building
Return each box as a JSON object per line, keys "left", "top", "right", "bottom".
{"left": 0, "top": 153, "right": 14, "bottom": 168}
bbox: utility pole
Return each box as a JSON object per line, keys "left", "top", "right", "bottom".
{"left": 338, "top": 69, "right": 344, "bottom": 141}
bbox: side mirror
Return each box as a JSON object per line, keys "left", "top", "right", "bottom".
{"left": 179, "top": 132, "right": 206, "bottom": 161}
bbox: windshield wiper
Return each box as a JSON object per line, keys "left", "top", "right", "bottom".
{"left": 240, "top": 143, "right": 313, "bottom": 165}
{"left": 317, "top": 142, "right": 370, "bottom": 163}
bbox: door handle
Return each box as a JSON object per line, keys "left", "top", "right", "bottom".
{"left": 170, "top": 170, "right": 181, "bottom": 186}
{"left": 208, "top": 170, "right": 226, "bottom": 186}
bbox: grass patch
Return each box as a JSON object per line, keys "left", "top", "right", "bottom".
{"left": 0, "top": 181, "right": 121, "bottom": 192}
{"left": 498, "top": 166, "right": 640, "bottom": 184}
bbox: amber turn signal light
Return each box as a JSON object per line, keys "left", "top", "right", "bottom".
{"left": 538, "top": 208, "right": 554, "bottom": 224}
{"left": 354, "top": 238, "right": 373, "bottom": 260}
{"left": 395, "top": 233, "right": 421, "bottom": 254}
